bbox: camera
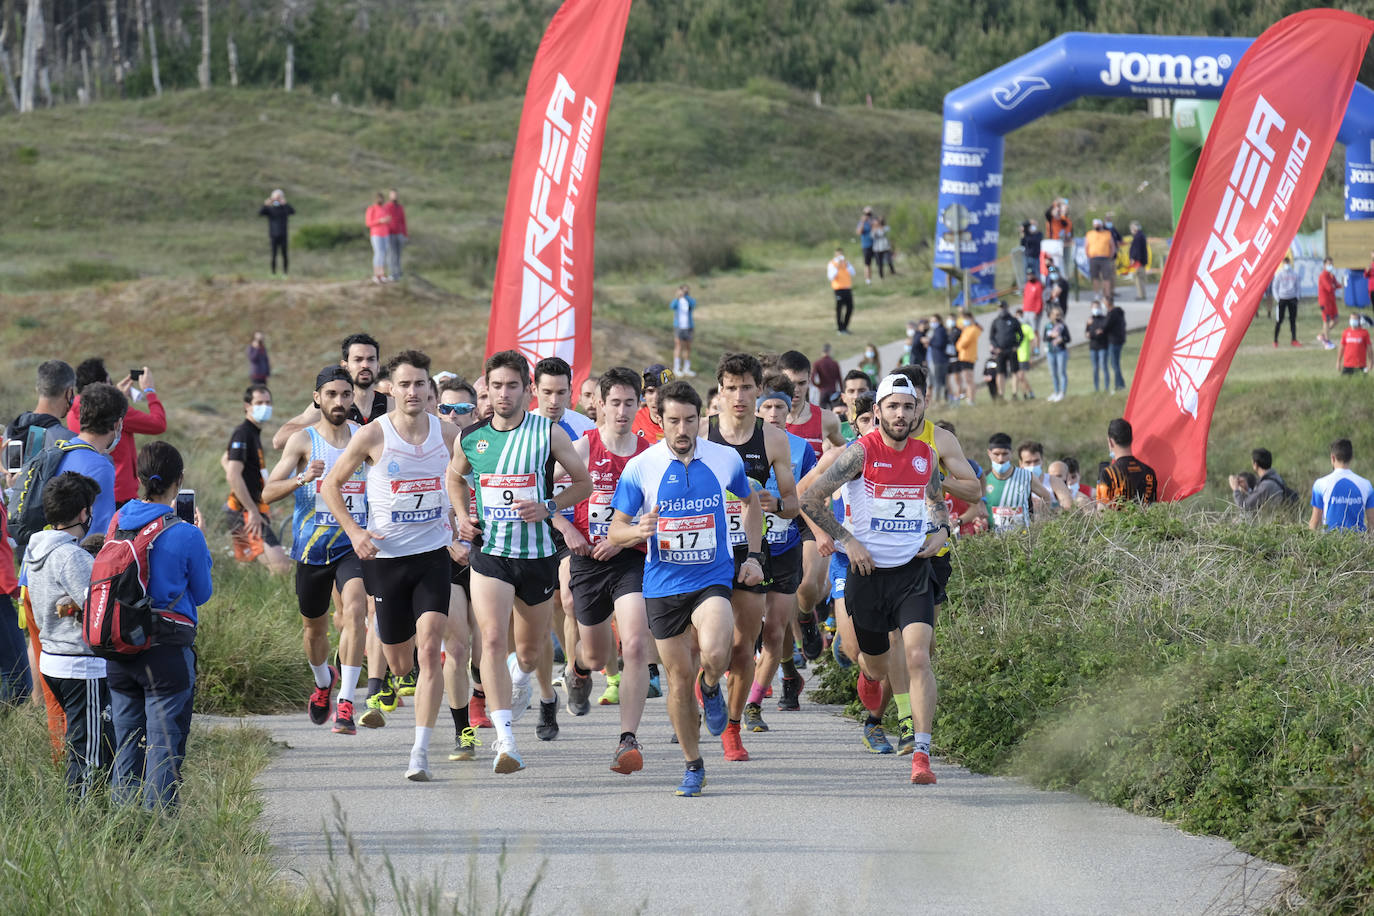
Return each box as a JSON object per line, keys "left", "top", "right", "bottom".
{"left": 175, "top": 489, "right": 196, "bottom": 524}
{"left": 129, "top": 368, "right": 143, "bottom": 383}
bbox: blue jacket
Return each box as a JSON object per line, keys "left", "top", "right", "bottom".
{"left": 115, "top": 500, "right": 214, "bottom": 624}
{"left": 56, "top": 437, "right": 116, "bottom": 536}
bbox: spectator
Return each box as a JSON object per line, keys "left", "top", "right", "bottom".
{"left": 871, "top": 217, "right": 895, "bottom": 279}
{"left": 1045, "top": 264, "right": 1070, "bottom": 315}
{"left": 365, "top": 192, "right": 391, "bottom": 284}
{"left": 954, "top": 312, "right": 982, "bottom": 405}
{"left": 5, "top": 359, "right": 76, "bottom": 476}
{"left": 1365, "top": 248, "right": 1374, "bottom": 303}
{"left": 1045, "top": 198, "right": 1073, "bottom": 260}
{"left": 1020, "top": 218, "right": 1043, "bottom": 280}
{"left": 828, "top": 248, "right": 856, "bottom": 334}
{"left": 224, "top": 385, "right": 291, "bottom": 574}
{"left": 1104, "top": 298, "right": 1128, "bottom": 393}
{"left": 0, "top": 500, "right": 26, "bottom": 707}
{"left": 811, "top": 343, "right": 842, "bottom": 404}
{"left": 246, "top": 331, "right": 270, "bottom": 384}
{"left": 1272, "top": 256, "right": 1301, "bottom": 348}
{"left": 855, "top": 206, "right": 875, "bottom": 285}
{"left": 258, "top": 189, "right": 295, "bottom": 276}
{"left": 51, "top": 382, "right": 126, "bottom": 538}
{"left": 1096, "top": 418, "right": 1157, "bottom": 506}
{"left": 1014, "top": 308, "right": 1035, "bottom": 399}
{"left": 66, "top": 360, "right": 167, "bottom": 507}
{"left": 27, "top": 471, "right": 112, "bottom": 797}
{"left": 1310, "top": 438, "right": 1374, "bottom": 531}
{"left": 107, "top": 441, "right": 213, "bottom": 811}
{"left": 1022, "top": 271, "right": 1045, "bottom": 341}
{"left": 1104, "top": 213, "right": 1123, "bottom": 249}
{"left": 1128, "top": 222, "right": 1149, "bottom": 300}
{"left": 1085, "top": 218, "right": 1117, "bottom": 304}
{"left": 1043, "top": 307, "right": 1071, "bottom": 402}
{"left": 669, "top": 284, "right": 697, "bottom": 377}
{"left": 925, "top": 316, "right": 950, "bottom": 404}
{"left": 384, "top": 189, "right": 408, "bottom": 282}
{"left": 1086, "top": 300, "right": 1110, "bottom": 393}
{"left": 1230, "top": 448, "right": 1295, "bottom": 511}
{"left": 859, "top": 343, "right": 882, "bottom": 386}
{"left": 1317, "top": 258, "right": 1342, "bottom": 349}
{"left": 1340, "top": 313, "right": 1373, "bottom": 375}
{"left": 900, "top": 320, "right": 928, "bottom": 368}
{"left": 988, "top": 302, "right": 1022, "bottom": 401}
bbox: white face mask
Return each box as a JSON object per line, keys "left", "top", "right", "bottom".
{"left": 945, "top": 319, "right": 956, "bottom": 329}
{"left": 865, "top": 349, "right": 876, "bottom": 358}
{"left": 1091, "top": 308, "right": 1103, "bottom": 317}
{"left": 1352, "top": 318, "right": 1362, "bottom": 329}
{"left": 251, "top": 403, "right": 273, "bottom": 424}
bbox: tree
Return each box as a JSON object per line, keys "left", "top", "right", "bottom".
{"left": 18, "top": 0, "right": 40, "bottom": 112}
{"left": 145, "top": 0, "right": 160, "bottom": 96}
{"left": 197, "top": 0, "right": 208, "bottom": 89}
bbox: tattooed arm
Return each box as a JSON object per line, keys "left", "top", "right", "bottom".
{"left": 916, "top": 470, "right": 951, "bottom": 558}
{"left": 800, "top": 441, "right": 880, "bottom": 574}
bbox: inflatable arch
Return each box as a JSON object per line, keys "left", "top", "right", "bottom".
{"left": 934, "top": 32, "right": 1374, "bottom": 301}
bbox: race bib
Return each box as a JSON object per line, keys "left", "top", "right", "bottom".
{"left": 657, "top": 514, "right": 717, "bottom": 564}
{"left": 390, "top": 477, "right": 444, "bottom": 524}
{"left": 587, "top": 491, "right": 615, "bottom": 543}
{"left": 553, "top": 474, "right": 577, "bottom": 520}
{"left": 764, "top": 510, "right": 791, "bottom": 546}
{"left": 480, "top": 473, "right": 539, "bottom": 523}
{"left": 313, "top": 478, "right": 367, "bottom": 527}
{"left": 871, "top": 484, "right": 926, "bottom": 533}
{"left": 991, "top": 505, "right": 1023, "bottom": 531}
{"left": 724, "top": 493, "right": 746, "bottom": 547}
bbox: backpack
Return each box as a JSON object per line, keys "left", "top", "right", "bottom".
{"left": 991, "top": 314, "right": 1021, "bottom": 350}
{"left": 7, "top": 439, "right": 97, "bottom": 548}
{"left": 82, "top": 514, "right": 184, "bottom": 658}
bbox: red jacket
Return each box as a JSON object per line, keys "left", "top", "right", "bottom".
{"left": 384, "top": 200, "right": 407, "bottom": 237}
{"left": 1319, "top": 269, "right": 1340, "bottom": 309}
{"left": 67, "top": 391, "right": 166, "bottom": 503}
{"left": 366, "top": 204, "right": 391, "bottom": 237}
{"left": 0, "top": 502, "right": 17, "bottom": 596}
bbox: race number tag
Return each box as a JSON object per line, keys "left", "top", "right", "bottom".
{"left": 390, "top": 477, "right": 444, "bottom": 524}
{"left": 871, "top": 484, "right": 926, "bottom": 533}
{"left": 480, "top": 473, "right": 539, "bottom": 523}
{"left": 553, "top": 474, "right": 577, "bottom": 520}
{"left": 724, "top": 493, "right": 746, "bottom": 547}
{"left": 764, "top": 511, "right": 790, "bottom": 546}
{"left": 587, "top": 491, "right": 615, "bottom": 543}
{"left": 314, "top": 478, "right": 367, "bottom": 527}
{"left": 991, "top": 505, "right": 1023, "bottom": 531}
{"left": 657, "top": 514, "right": 717, "bottom": 564}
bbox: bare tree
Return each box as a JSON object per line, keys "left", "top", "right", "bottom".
{"left": 133, "top": 0, "right": 144, "bottom": 62}
{"left": 284, "top": 42, "right": 292, "bottom": 91}
{"left": 227, "top": 33, "right": 237, "bottom": 87}
{"left": 107, "top": 0, "right": 123, "bottom": 95}
{"left": 144, "top": 0, "right": 159, "bottom": 96}
{"left": 19, "top": 0, "right": 40, "bottom": 112}
{"left": 79, "top": 42, "right": 89, "bottom": 103}
{"left": 196, "top": 0, "right": 208, "bottom": 89}
{"left": 0, "top": 21, "right": 19, "bottom": 111}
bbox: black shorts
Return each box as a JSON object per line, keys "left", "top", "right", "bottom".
{"left": 862, "top": 246, "right": 875, "bottom": 266}
{"left": 766, "top": 543, "right": 803, "bottom": 594}
{"left": 469, "top": 549, "right": 559, "bottom": 607}
{"left": 449, "top": 558, "right": 471, "bottom": 600}
{"left": 1089, "top": 256, "right": 1114, "bottom": 282}
{"left": 645, "top": 584, "right": 732, "bottom": 640}
{"left": 950, "top": 360, "right": 972, "bottom": 373}
{"left": 995, "top": 350, "right": 1020, "bottom": 375}
{"left": 844, "top": 553, "right": 936, "bottom": 656}
{"left": 295, "top": 554, "right": 364, "bottom": 620}
{"left": 930, "top": 552, "right": 951, "bottom": 606}
{"left": 361, "top": 548, "right": 451, "bottom": 645}
{"left": 568, "top": 550, "right": 645, "bottom": 626}
{"left": 731, "top": 547, "right": 772, "bottom": 595}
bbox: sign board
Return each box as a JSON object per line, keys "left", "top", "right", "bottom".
{"left": 1325, "top": 217, "right": 1374, "bottom": 268}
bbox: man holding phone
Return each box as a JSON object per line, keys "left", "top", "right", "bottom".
{"left": 66, "top": 359, "right": 167, "bottom": 506}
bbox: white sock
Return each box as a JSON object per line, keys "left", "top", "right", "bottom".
{"left": 413, "top": 725, "right": 432, "bottom": 754}
{"left": 540, "top": 689, "right": 556, "bottom": 704}
{"left": 339, "top": 665, "right": 362, "bottom": 704}
{"left": 673, "top": 358, "right": 681, "bottom": 373}
{"left": 492, "top": 708, "right": 514, "bottom": 744}
{"left": 511, "top": 661, "right": 531, "bottom": 686}
{"left": 914, "top": 731, "right": 932, "bottom": 755}
{"left": 310, "top": 661, "right": 333, "bottom": 689}
{"left": 684, "top": 360, "right": 691, "bottom": 373}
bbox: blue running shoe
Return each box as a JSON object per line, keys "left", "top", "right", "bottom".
{"left": 647, "top": 671, "right": 663, "bottom": 698}
{"left": 831, "top": 631, "right": 853, "bottom": 669}
{"left": 862, "top": 720, "right": 895, "bottom": 754}
{"left": 696, "top": 670, "right": 728, "bottom": 736}
{"left": 675, "top": 766, "right": 706, "bottom": 797}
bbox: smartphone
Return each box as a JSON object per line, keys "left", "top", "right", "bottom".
{"left": 175, "top": 489, "right": 196, "bottom": 524}
{"left": 3, "top": 439, "right": 22, "bottom": 473}
{"left": 129, "top": 368, "right": 143, "bottom": 383}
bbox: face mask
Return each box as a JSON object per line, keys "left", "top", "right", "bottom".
{"left": 1352, "top": 318, "right": 1362, "bottom": 328}
{"left": 251, "top": 403, "right": 273, "bottom": 424}
{"left": 108, "top": 429, "right": 121, "bottom": 452}
{"left": 1091, "top": 308, "right": 1103, "bottom": 317}
{"left": 865, "top": 349, "right": 876, "bottom": 358}
{"left": 1327, "top": 264, "right": 1335, "bottom": 273}
{"left": 991, "top": 460, "right": 1012, "bottom": 475}
{"left": 906, "top": 326, "right": 916, "bottom": 337}
{"left": 1026, "top": 463, "right": 1042, "bottom": 477}
{"left": 1105, "top": 221, "right": 1113, "bottom": 229}
{"left": 945, "top": 319, "right": 956, "bottom": 329}
{"left": 1108, "top": 449, "right": 1116, "bottom": 461}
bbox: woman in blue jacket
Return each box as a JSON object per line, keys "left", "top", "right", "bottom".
{"left": 107, "top": 441, "right": 213, "bottom": 811}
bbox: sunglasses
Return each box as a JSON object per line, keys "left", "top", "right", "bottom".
{"left": 439, "top": 402, "right": 476, "bottom": 416}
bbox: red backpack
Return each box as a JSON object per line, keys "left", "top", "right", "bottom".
{"left": 83, "top": 514, "right": 184, "bottom": 658}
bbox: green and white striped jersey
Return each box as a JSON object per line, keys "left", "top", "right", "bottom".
{"left": 460, "top": 412, "right": 557, "bottom": 559}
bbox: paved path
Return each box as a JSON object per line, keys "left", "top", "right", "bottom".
{"left": 246, "top": 664, "right": 1283, "bottom": 915}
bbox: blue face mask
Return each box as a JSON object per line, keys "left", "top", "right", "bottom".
{"left": 1026, "top": 463, "right": 1043, "bottom": 477}
{"left": 992, "top": 460, "right": 1012, "bottom": 475}
{"left": 251, "top": 403, "right": 273, "bottom": 424}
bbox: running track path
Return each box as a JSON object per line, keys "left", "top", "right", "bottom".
{"left": 244, "top": 666, "right": 1283, "bottom": 914}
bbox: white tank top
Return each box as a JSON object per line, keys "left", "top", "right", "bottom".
{"left": 366, "top": 414, "right": 452, "bottom": 558}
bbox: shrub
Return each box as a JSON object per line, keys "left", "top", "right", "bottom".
{"left": 294, "top": 222, "right": 367, "bottom": 251}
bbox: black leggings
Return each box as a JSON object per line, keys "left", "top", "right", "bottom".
{"left": 271, "top": 236, "right": 289, "bottom": 274}
{"left": 1275, "top": 298, "right": 1297, "bottom": 343}
{"left": 835, "top": 289, "right": 854, "bottom": 332}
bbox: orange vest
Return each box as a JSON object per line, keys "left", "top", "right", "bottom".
{"left": 830, "top": 257, "right": 853, "bottom": 291}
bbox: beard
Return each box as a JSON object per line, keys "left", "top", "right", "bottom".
{"left": 879, "top": 416, "right": 910, "bottom": 442}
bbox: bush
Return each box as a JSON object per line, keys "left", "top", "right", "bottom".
{"left": 677, "top": 232, "right": 742, "bottom": 276}
{"left": 294, "top": 223, "right": 367, "bottom": 251}
{"left": 12, "top": 261, "right": 138, "bottom": 291}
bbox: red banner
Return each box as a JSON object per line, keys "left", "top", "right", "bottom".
{"left": 486, "top": 0, "right": 634, "bottom": 392}
{"left": 1126, "top": 9, "right": 1374, "bottom": 500}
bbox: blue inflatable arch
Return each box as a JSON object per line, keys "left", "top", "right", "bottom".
{"left": 934, "top": 32, "right": 1374, "bottom": 301}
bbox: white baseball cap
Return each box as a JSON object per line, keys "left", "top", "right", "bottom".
{"left": 875, "top": 373, "right": 919, "bottom": 405}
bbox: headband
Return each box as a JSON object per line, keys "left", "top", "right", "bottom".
{"left": 757, "top": 391, "right": 793, "bottom": 409}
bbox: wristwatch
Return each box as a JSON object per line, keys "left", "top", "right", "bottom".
{"left": 544, "top": 498, "right": 559, "bottom": 518}
{"left": 747, "top": 550, "right": 766, "bottom": 565}
{"left": 296, "top": 473, "right": 308, "bottom": 488}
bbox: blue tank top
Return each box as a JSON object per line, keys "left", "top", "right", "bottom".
{"left": 291, "top": 425, "right": 367, "bottom": 565}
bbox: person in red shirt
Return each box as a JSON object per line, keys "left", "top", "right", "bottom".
{"left": 1022, "top": 273, "right": 1045, "bottom": 348}
{"left": 66, "top": 359, "right": 167, "bottom": 505}
{"left": 631, "top": 364, "right": 672, "bottom": 441}
{"left": 0, "top": 500, "right": 29, "bottom": 708}
{"left": 810, "top": 343, "right": 842, "bottom": 404}
{"left": 1318, "top": 258, "right": 1343, "bottom": 349}
{"left": 1339, "top": 314, "right": 1373, "bottom": 375}
{"left": 384, "top": 189, "right": 408, "bottom": 282}
{"left": 365, "top": 192, "right": 391, "bottom": 284}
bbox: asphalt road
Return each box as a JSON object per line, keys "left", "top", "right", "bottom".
{"left": 244, "top": 664, "right": 1284, "bottom": 915}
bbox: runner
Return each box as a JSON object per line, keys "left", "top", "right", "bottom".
{"left": 707, "top": 353, "right": 798, "bottom": 762}
{"left": 800, "top": 373, "right": 952, "bottom": 785}
{"left": 745, "top": 375, "right": 818, "bottom": 731}
{"left": 983, "top": 432, "right": 1060, "bottom": 532}
{"left": 262, "top": 367, "right": 369, "bottom": 735}
{"left": 561, "top": 368, "right": 655, "bottom": 772}
{"left": 320, "top": 350, "right": 460, "bottom": 782}
{"left": 838, "top": 370, "right": 873, "bottom": 439}
{"left": 632, "top": 364, "right": 673, "bottom": 442}
{"left": 607, "top": 381, "right": 764, "bottom": 796}
{"left": 446, "top": 350, "right": 591, "bottom": 774}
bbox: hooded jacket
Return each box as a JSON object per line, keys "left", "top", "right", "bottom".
{"left": 112, "top": 500, "right": 214, "bottom": 627}
{"left": 25, "top": 528, "right": 95, "bottom": 658}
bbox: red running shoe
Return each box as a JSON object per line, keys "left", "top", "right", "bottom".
{"left": 721, "top": 722, "right": 750, "bottom": 761}
{"left": 469, "top": 691, "right": 493, "bottom": 729}
{"left": 308, "top": 665, "right": 339, "bottom": 725}
{"left": 332, "top": 699, "right": 356, "bottom": 735}
{"left": 856, "top": 670, "right": 883, "bottom": 713}
{"left": 910, "top": 751, "right": 937, "bottom": 785}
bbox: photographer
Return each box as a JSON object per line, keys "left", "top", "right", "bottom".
{"left": 1230, "top": 448, "right": 1295, "bottom": 511}
{"left": 66, "top": 359, "right": 166, "bottom": 507}
{"left": 1019, "top": 218, "right": 1043, "bottom": 280}
{"left": 259, "top": 189, "right": 295, "bottom": 276}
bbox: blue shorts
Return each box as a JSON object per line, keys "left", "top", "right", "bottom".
{"left": 828, "top": 552, "right": 849, "bottom": 602}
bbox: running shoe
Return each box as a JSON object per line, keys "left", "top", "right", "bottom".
{"left": 831, "top": 632, "right": 853, "bottom": 669}
{"left": 798, "top": 612, "right": 824, "bottom": 660}
{"left": 469, "top": 691, "right": 493, "bottom": 729}
{"left": 792, "top": 644, "right": 808, "bottom": 671}
{"left": 360, "top": 695, "right": 386, "bottom": 728}
{"left": 721, "top": 722, "right": 750, "bottom": 761}
{"left": 308, "top": 665, "right": 339, "bottom": 725}
{"left": 599, "top": 672, "right": 621, "bottom": 705}
{"left": 492, "top": 736, "right": 525, "bottom": 774}
{"left": 897, "top": 717, "right": 915, "bottom": 756}
{"left": 862, "top": 720, "right": 894, "bottom": 754}
{"left": 742, "top": 702, "right": 769, "bottom": 733}
{"left": 777, "top": 674, "right": 803, "bottom": 712}
{"left": 823, "top": 613, "right": 836, "bottom": 634}
{"left": 536, "top": 696, "right": 560, "bottom": 741}
{"left": 856, "top": 670, "right": 883, "bottom": 713}
{"left": 696, "top": 671, "right": 728, "bottom": 736}
{"left": 508, "top": 654, "right": 533, "bottom": 724}
{"left": 646, "top": 670, "right": 662, "bottom": 698}
{"left": 566, "top": 669, "right": 593, "bottom": 716}
{"left": 332, "top": 699, "right": 356, "bottom": 735}
{"left": 552, "top": 666, "right": 566, "bottom": 689}
{"left": 675, "top": 766, "right": 706, "bottom": 797}
{"left": 450, "top": 726, "right": 481, "bottom": 761}
{"left": 395, "top": 668, "right": 418, "bottom": 697}
{"left": 405, "top": 747, "right": 431, "bottom": 782}
{"left": 910, "top": 751, "right": 937, "bottom": 784}
{"left": 610, "top": 734, "right": 644, "bottom": 775}
{"left": 375, "top": 678, "right": 400, "bottom": 713}
{"left": 552, "top": 633, "right": 566, "bottom": 665}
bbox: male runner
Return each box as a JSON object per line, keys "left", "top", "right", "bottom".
{"left": 632, "top": 364, "right": 672, "bottom": 442}
{"left": 607, "top": 381, "right": 764, "bottom": 796}
{"left": 838, "top": 370, "right": 872, "bottom": 438}
{"left": 984, "top": 432, "right": 1062, "bottom": 531}
{"left": 262, "top": 367, "right": 369, "bottom": 735}
{"left": 801, "top": 373, "right": 952, "bottom": 785}
{"left": 446, "top": 350, "right": 591, "bottom": 774}
{"left": 562, "top": 368, "right": 654, "bottom": 772}
{"left": 707, "top": 353, "right": 798, "bottom": 762}
{"left": 320, "top": 350, "right": 460, "bottom": 782}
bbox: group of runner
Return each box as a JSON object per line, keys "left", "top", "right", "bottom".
{"left": 252, "top": 331, "right": 1079, "bottom": 795}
